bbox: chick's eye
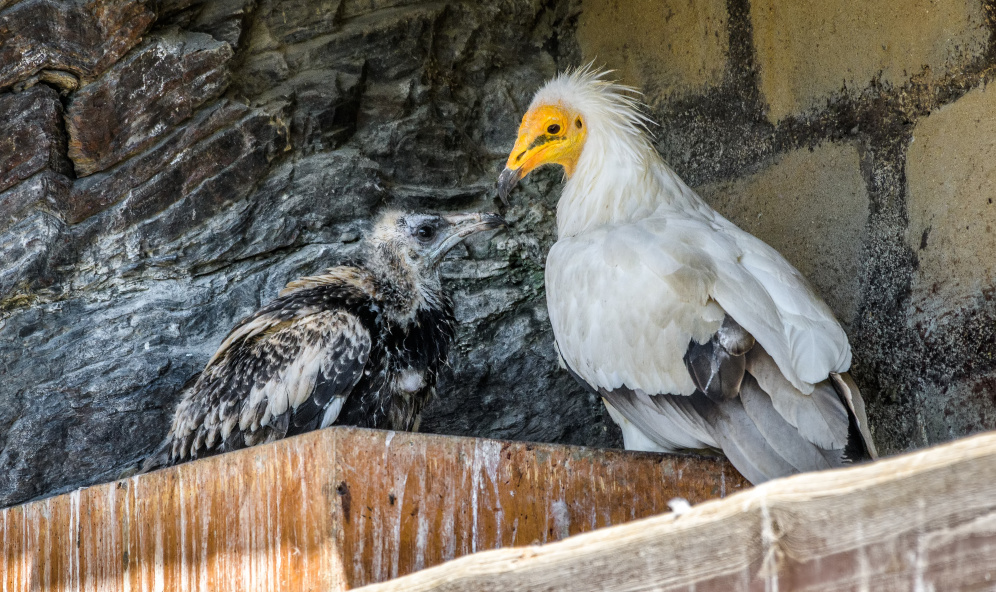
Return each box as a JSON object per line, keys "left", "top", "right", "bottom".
{"left": 416, "top": 225, "right": 436, "bottom": 240}
{"left": 547, "top": 124, "right": 561, "bottom": 135}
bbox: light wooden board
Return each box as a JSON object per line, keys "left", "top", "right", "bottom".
{"left": 355, "top": 432, "right": 996, "bottom": 591}
{"left": 0, "top": 427, "right": 748, "bottom": 590}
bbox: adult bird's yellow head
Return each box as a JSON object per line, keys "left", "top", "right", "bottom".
{"left": 498, "top": 104, "right": 588, "bottom": 196}
{"left": 497, "top": 66, "right": 654, "bottom": 207}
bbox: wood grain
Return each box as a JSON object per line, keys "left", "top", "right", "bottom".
{"left": 0, "top": 427, "right": 748, "bottom": 590}
{"left": 355, "top": 432, "right": 996, "bottom": 592}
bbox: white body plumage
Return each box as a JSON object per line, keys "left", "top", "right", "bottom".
{"left": 502, "top": 68, "right": 876, "bottom": 483}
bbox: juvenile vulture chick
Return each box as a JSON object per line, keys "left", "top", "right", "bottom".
{"left": 145, "top": 210, "right": 504, "bottom": 469}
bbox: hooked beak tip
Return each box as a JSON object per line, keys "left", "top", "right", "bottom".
{"left": 497, "top": 167, "right": 522, "bottom": 205}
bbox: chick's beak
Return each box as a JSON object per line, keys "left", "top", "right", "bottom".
{"left": 430, "top": 212, "right": 507, "bottom": 263}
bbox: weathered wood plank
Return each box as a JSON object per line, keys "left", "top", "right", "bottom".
{"left": 354, "top": 432, "right": 996, "bottom": 592}
{"left": 0, "top": 427, "right": 747, "bottom": 590}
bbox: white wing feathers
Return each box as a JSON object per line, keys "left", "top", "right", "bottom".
{"left": 547, "top": 224, "right": 724, "bottom": 397}
{"left": 547, "top": 214, "right": 851, "bottom": 398}
{"left": 713, "top": 237, "right": 851, "bottom": 392}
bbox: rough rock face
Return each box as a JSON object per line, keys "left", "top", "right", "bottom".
{"left": 0, "top": 0, "right": 617, "bottom": 508}
{"left": 3, "top": 0, "right": 996, "bottom": 508}
{"left": 0, "top": 0, "right": 156, "bottom": 89}
{"left": 65, "top": 29, "right": 235, "bottom": 176}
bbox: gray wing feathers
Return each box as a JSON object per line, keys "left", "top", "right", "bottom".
{"left": 704, "top": 394, "right": 799, "bottom": 484}
{"left": 745, "top": 347, "right": 848, "bottom": 450}
{"left": 591, "top": 316, "right": 874, "bottom": 483}
{"left": 809, "top": 381, "right": 850, "bottom": 445}
{"left": 738, "top": 375, "right": 841, "bottom": 472}
{"left": 684, "top": 339, "right": 746, "bottom": 401}
{"left": 602, "top": 388, "right": 717, "bottom": 451}
{"left": 684, "top": 316, "right": 754, "bottom": 401}
{"left": 602, "top": 380, "right": 837, "bottom": 484}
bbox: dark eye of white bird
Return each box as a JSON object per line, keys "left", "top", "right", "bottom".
{"left": 547, "top": 124, "right": 561, "bottom": 134}
{"left": 416, "top": 224, "right": 436, "bottom": 241}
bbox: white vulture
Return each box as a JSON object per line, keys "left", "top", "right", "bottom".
{"left": 498, "top": 68, "right": 877, "bottom": 484}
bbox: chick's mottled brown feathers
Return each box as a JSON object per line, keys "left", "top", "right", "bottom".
{"left": 140, "top": 211, "right": 502, "bottom": 471}
{"left": 167, "top": 270, "right": 379, "bottom": 462}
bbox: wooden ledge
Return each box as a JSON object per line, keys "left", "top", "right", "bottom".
{"left": 0, "top": 427, "right": 748, "bottom": 590}
{"left": 356, "top": 432, "right": 996, "bottom": 591}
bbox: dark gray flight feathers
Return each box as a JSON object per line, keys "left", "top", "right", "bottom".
{"left": 142, "top": 210, "right": 504, "bottom": 472}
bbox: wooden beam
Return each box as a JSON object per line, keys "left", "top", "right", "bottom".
{"left": 354, "top": 432, "right": 996, "bottom": 592}
{"left": 0, "top": 427, "right": 748, "bottom": 590}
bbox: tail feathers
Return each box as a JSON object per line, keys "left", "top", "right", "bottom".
{"left": 696, "top": 393, "right": 797, "bottom": 485}
{"left": 137, "top": 438, "right": 174, "bottom": 475}
{"left": 830, "top": 372, "right": 878, "bottom": 462}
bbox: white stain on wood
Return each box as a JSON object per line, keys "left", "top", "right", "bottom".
{"left": 357, "top": 432, "right": 996, "bottom": 592}
{"left": 440, "top": 472, "right": 457, "bottom": 562}
{"left": 470, "top": 440, "right": 503, "bottom": 552}
{"left": 550, "top": 501, "right": 570, "bottom": 540}
{"left": 71, "top": 488, "right": 81, "bottom": 592}
{"left": 0, "top": 427, "right": 746, "bottom": 591}
{"left": 153, "top": 484, "right": 164, "bottom": 592}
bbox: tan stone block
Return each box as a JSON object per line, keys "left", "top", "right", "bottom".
{"left": 752, "top": 0, "right": 989, "bottom": 122}
{"left": 577, "top": 0, "right": 728, "bottom": 101}
{"left": 697, "top": 142, "right": 869, "bottom": 327}
{"left": 907, "top": 84, "right": 996, "bottom": 314}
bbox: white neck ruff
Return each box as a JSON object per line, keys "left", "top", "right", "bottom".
{"left": 529, "top": 68, "right": 711, "bottom": 238}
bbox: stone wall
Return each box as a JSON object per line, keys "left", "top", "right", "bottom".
{"left": 579, "top": 0, "right": 996, "bottom": 453}
{"left": 1, "top": 0, "right": 994, "bottom": 507}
